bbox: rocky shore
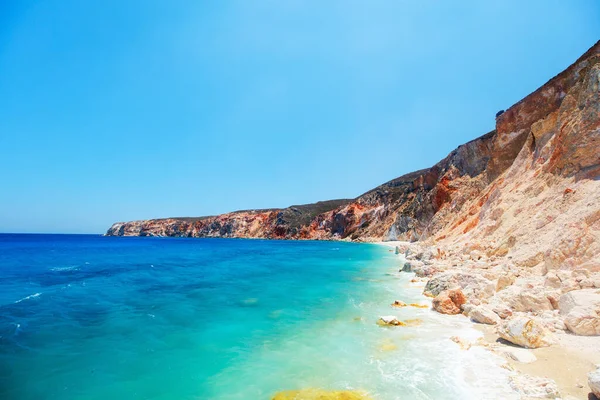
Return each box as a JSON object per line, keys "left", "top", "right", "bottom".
{"left": 384, "top": 240, "right": 600, "bottom": 399}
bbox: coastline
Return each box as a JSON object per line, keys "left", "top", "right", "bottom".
{"left": 374, "top": 241, "right": 600, "bottom": 399}
{"left": 368, "top": 241, "right": 517, "bottom": 399}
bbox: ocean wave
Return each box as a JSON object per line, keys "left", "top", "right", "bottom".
{"left": 50, "top": 266, "right": 79, "bottom": 272}
{"left": 14, "top": 292, "right": 42, "bottom": 303}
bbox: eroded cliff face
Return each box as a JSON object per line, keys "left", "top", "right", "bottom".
{"left": 105, "top": 200, "right": 353, "bottom": 239}
{"left": 107, "top": 40, "right": 600, "bottom": 271}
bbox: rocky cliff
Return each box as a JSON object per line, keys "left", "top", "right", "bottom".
{"left": 107, "top": 40, "right": 600, "bottom": 271}
{"left": 105, "top": 199, "right": 352, "bottom": 239}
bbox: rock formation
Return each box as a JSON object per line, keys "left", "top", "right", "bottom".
{"left": 496, "top": 317, "right": 555, "bottom": 349}
{"left": 107, "top": 41, "right": 600, "bottom": 280}
{"left": 431, "top": 289, "right": 466, "bottom": 315}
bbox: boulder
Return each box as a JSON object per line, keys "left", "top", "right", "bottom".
{"left": 469, "top": 305, "right": 501, "bottom": 325}
{"left": 589, "top": 367, "right": 600, "bottom": 398}
{"left": 496, "top": 285, "right": 555, "bottom": 312}
{"left": 391, "top": 300, "right": 407, "bottom": 308}
{"left": 410, "top": 261, "right": 437, "bottom": 277}
{"left": 424, "top": 271, "right": 495, "bottom": 300}
{"left": 559, "top": 289, "right": 600, "bottom": 336}
{"left": 496, "top": 274, "right": 514, "bottom": 291}
{"left": 496, "top": 317, "right": 555, "bottom": 348}
{"left": 536, "top": 310, "right": 567, "bottom": 332}
{"left": 400, "top": 261, "right": 413, "bottom": 273}
{"left": 508, "top": 374, "right": 559, "bottom": 398}
{"left": 461, "top": 303, "right": 475, "bottom": 316}
{"left": 490, "top": 302, "right": 513, "bottom": 319}
{"left": 432, "top": 289, "right": 466, "bottom": 315}
{"left": 272, "top": 389, "right": 371, "bottom": 400}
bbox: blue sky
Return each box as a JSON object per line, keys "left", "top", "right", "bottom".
{"left": 0, "top": 1, "right": 599, "bottom": 234}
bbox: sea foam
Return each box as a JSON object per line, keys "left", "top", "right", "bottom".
{"left": 14, "top": 292, "right": 41, "bottom": 303}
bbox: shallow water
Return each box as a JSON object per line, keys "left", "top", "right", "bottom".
{"left": 0, "top": 234, "right": 515, "bottom": 399}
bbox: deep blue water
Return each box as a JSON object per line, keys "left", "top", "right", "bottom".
{"left": 0, "top": 235, "right": 400, "bottom": 399}
{"left": 0, "top": 234, "right": 516, "bottom": 400}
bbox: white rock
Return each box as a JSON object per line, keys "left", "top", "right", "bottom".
{"left": 497, "top": 285, "right": 555, "bottom": 312}
{"left": 509, "top": 374, "right": 559, "bottom": 398}
{"left": 559, "top": 289, "right": 600, "bottom": 336}
{"left": 589, "top": 367, "right": 600, "bottom": 398}
{"left": 496, "top": 317, "right": 555, "bottom": 349}
{"left": 469, "top": 305, "right": 501, "bottom": 325}
{"left": 424, "top": 271, "right": 495, "bottom": 300}
{"left": 490, "top": 302, "right": 513, "bottom": 319}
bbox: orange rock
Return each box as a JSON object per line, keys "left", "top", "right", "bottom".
{"left": 432, "top": 289, "right": 466, "bottom": 315}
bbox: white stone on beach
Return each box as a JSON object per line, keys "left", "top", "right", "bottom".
{"left": 559, "top": 289, "right": 600, "bottom": 336}
{"left": 469, "top": 305, "right": 501, "bottom": 325}
{"left": 424, "top": 271, "right": 495, "bottom": 299}
{"left": 496, "top": 317, "right": 555, "bottom": 349}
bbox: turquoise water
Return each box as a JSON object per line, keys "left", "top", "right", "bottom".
{"left": 0, "top": 234, "right": 515, "bottom": 400}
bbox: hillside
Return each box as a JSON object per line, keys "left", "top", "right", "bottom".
{"left": 107, "top": 40, "right": 600, "bottom": 273}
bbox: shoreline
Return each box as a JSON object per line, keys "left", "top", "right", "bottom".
{"left": 374, "top": 240, "right": 600, "bottom": 399}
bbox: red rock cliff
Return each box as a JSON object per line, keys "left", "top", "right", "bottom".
{"left": 106, "top": 41, "right": 600, "bottom": 270}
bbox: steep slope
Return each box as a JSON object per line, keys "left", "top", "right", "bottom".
{"left": 107, "top": 40, "right": 600, "bottom": 272}
{"left": 430, "top": 40, "right": 600, "bottom": 271}
{"left": 320, "top": 41, "right": 600, "bottom": 249}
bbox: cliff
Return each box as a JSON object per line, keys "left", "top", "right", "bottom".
{"left": 107, "top": 40, "right": 600, "bottom": 270}
{"left": 105, "top": 199, "right": 352, "bottom": 238}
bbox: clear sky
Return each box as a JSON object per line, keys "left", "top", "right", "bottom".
{"left": 0, "top": 1, "right": 599, "bottom": 234}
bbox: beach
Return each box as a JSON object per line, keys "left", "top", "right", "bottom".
{"left": 377, "top": 240, "right": 600, "bottom": 399}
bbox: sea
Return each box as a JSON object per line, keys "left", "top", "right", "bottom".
{"left": 0, "top": 234, "right": 517, "bottom": 400}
